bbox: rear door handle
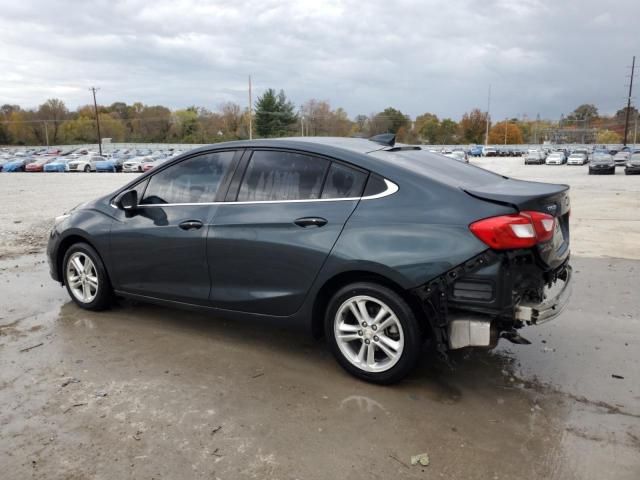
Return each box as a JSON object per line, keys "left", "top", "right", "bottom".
{"left": 294, "top": 217, "right": 328, "bottom": 228}
{"left": 179, "top": 220, "right": 203, "bottom": 230}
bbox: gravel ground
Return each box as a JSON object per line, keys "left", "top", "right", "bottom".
{"left": 0, "top": 157, "right": 639, "bottom": 479}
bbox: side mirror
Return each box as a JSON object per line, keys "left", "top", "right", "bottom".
{"left": 118, "top": 190, "right": 138, "bottom": 211}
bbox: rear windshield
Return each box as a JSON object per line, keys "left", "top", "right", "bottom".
{"left": 369, "top": 149, "right": 503, "bottom": 188}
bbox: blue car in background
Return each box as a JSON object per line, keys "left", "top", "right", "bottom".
{"left": 95, "top": 159, "right": 117, "bottom": 172}
{"left": 44, "top": 157, "right": 71, "bottom": 172}
{"left": 2, "top": 158, "right": 33, "bottom": 172}
{"left": 469, "top": 145, "right": 483, "bottom": 157}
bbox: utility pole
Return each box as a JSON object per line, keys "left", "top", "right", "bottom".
{"left": 43, "top": 121, "right": 49, "bottom": 147}
{"left": 504, "top": 118, "right": 508, "bottom": 145}
{"left": 484, "top": 84, "right": 491, "bottom": 146}
{"left": 623, "top": 56, "right": 635, "bottom": 146}
{"left": 89, "top": 87, "right": 102, "bottom": 155}
{"left": 248, "top": 75, "right": 253, "bottom": 140}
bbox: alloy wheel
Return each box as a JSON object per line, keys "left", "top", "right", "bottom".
{"left": 333, "top": 295, "right": 404, "bottom": 373}
{"left": 66, "top": 252, "right": 99, "bottom": 303}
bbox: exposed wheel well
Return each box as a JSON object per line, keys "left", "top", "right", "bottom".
{"left": 56, "top": 235, "right": 107, "bottom": 286}
{"left": 311, "top": 271, "right": 429, "bottom": 339}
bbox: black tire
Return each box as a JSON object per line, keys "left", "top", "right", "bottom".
{"left": 62, "top": 242, "right": 112, "bottom": 311}
{"left": 324, "top": 282, "right": 422, "bottom": 384}
{"left": 84, "top": 165, "right": 91, "bottom": 173}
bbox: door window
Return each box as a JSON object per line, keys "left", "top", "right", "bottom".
{"left": 141, "top": 151, "right": 235, "bottom": 204}
{"left": 237, "top": 151, "right": 329, "bottom": 201}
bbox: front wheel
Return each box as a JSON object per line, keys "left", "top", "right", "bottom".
{"left": 84, "top": 165, "right": 91, "bottom": 172}
{"left": 63, "top": 242, "right": 112, "bottom": 310}
{"left": 325, "top": 282, "right": 422, "bottom": 384}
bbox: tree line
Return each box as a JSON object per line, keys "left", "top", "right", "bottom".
{"left": 1, "top": 91, "right": 637, "bottom": 146}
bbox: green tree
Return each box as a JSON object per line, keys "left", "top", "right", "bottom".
{"left": 376, "top": 107, "right": 409, "bottom": 134}
{"left": 255, "top": 88, "right": 297, "bottom": 137}
{"left": 438, "top": 118, "right": 459, "bottom": 144}
{"left": 567, "top": 104, "right": 599, "bottom": 123}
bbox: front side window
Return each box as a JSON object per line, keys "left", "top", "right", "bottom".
{"left": 141, "top": 151, "right": 235, "bottom": 204}
{"left": 237, "top": 151, "right": 329, "bottom": 201}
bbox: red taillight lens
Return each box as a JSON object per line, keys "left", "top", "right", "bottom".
{"left": 469, "top": 211, "right": 556, "bottom": 250}
{"left": 521, "top": 210, "right": 555, "bottom": 242}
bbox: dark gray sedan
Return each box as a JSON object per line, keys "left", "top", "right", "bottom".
{"left": 47, "top": 136, "right": 572, "bottom": 383}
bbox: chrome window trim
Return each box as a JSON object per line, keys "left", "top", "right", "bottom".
{"left": 111, "top": 179, "right": 398, "bottom": 209}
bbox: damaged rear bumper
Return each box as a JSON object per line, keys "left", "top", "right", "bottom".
{"left": 514, "top": 265, "right": 572, "bottom": 325}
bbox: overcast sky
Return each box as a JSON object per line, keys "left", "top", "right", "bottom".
{"left": 0, "top": 0, "right": 637, "bottom": 120}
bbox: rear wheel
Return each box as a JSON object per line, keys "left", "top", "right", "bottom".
{"left": 325, "top": 282, "right": 422, "bottom": 384}
{"left": 63, "top": 242, "right": 112, "bottom": 310}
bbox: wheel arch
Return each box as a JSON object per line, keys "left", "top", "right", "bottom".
{"left": 310, "top": 270, "right": 428, "bottom": 339}
{"left": 56, "top": 233, "right": 109, "bottom": 287}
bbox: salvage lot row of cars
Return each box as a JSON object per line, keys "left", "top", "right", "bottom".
{"left": 523, "top": 146, "right": 640, "bottom": 175}
{"left": 0, "top": 147, "right": 183, "bottom": 173}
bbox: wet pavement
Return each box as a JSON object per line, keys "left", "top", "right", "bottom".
{"left": 1, "top": 254, "right": 638, "bottom": 479}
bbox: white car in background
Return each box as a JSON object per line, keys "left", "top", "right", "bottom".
{"left": 545, "top": 152, "right": 566, "bottom": 165}
{"left": 123, "top": 156, "right": 152, "bottom": 172}
{"left": 67, "top": 155, "right": 107, "bottom": 172}
{"left": 567, "top": 153, "right": 588, "bottom": 165}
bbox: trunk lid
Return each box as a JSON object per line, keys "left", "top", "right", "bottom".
{"left": 465, "top": 178, "right": 570, "bottom": 269}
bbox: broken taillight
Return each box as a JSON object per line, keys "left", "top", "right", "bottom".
{"left": 469, "top": 211, "right": 555, "bottom": 250}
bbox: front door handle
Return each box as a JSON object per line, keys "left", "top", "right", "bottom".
{"left": 179, "top": 220, "right": 203, "bottom": 230}
{"left": 294, "top": 217, "right": 328, "bottom": 228}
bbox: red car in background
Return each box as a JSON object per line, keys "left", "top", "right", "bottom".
{"left": 25, "top": 157, "right": 55, "bottom": 172}
{"left": 43, "top": 148, "right": 63, "bottom": 156}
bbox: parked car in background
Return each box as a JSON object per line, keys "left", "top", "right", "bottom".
{"left": 44, "top": 157, "right": 71, "bottom": 172}
{"left": 141, "top": 156, "right": 172, "bottom": 172}
{"left": 624, "top": 153, "right": 640, "bottom": 175}
{"left": 524, "top": 150, "right": 545, "bottom": 165}
{"left": 123, "top": 156, "right": 152, "bottom": 172}
{"left": 2, "top": 158, "right": 36, "bottom": 172}
{"left": 567, "top": 153, "right": 588, "bottom": 165}
{"left": 68, "top": 155, "right": 106, "bottom": 172}
{"left": 25, "top": 157, "right": 55, "bottom": 172}
{"left": 47, "top": 136, "right": 572, "bottom": 384}
{"left": 468, "top": 145, "right": 483, "bottom": 157}
{"left": 613, "top": 151, "right": 631, "bottom": 167}
{"left": 482, "top": 146, "right": 498, "bottom": 157}
{"left": 571, "top": 148, "right": 590, "bottom": 161}
{"left": 545, "top": 152, "right": 566, "bottom": 165}
{"left": 588, "top": 153, "right": 616, "bottom": 175}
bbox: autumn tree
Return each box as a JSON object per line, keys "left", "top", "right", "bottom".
{"left": 460, "top": 108, "right": 488, "bottom": 144}
{"left": 596, "top": 129, "right": 621, "bottom": 144}
{"left": 488, "top": 121, "right": 524, "bottom": 144}
{"left": 37, "top": 98, "right": 68, "bottom": 144}
{"left": 255, "top": 89, "right": 297, "bottom": 137}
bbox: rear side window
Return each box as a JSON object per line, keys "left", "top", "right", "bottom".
{"left": 141, "top": 151, "right": 235, "bottom": 204}
{"left": 237, "top": 151, "right": 329, "bottom": 201}
{"left": 321, "top": 163, "right": 367, "bottom": 199}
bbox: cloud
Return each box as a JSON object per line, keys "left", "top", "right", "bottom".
{"left": 0, "top": 0, "right": 637, "bottom": 120}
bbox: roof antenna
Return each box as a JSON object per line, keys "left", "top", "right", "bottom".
{"left": 368, "top": 133, "right": 396, "bottom": 147}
